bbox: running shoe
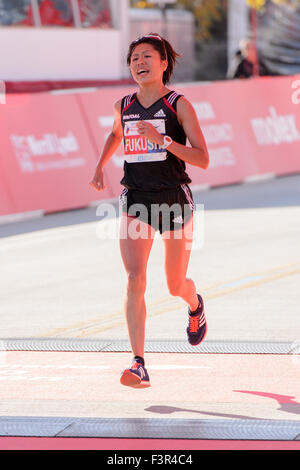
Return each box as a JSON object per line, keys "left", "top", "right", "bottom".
{"left": 120, "top": 360, "right": 151, "bottom": 388}
{"left": 187, "top": 294, "right": 207, "bottom": 346}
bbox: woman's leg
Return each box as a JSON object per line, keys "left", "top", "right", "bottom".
{"left": 162, "top": 216, "right": 199, "bottom": 311}
{"left": 119, "top": 215, "right": 155, "bottom": 359}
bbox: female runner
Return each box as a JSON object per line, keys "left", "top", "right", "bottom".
{"left": 90, "top": 33, "right": 209, "bottom": 388}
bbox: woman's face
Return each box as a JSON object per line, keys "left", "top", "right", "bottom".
{"left": 129, "top": 43, "right": 167, "bottom": 85}
{"left": 243, "top": 41, "right": 257, "bottom": 63}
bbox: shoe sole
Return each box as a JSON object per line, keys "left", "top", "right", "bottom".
{"left": 120, "top": 369, "right": 151, "bottom": 388}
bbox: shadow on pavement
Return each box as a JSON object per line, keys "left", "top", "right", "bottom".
{"left": 145, "top": 390, "right": 300, "bottom": 420}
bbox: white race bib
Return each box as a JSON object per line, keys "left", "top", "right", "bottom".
{"left": 123, "top": 119, "right": 167, "bottom": 163}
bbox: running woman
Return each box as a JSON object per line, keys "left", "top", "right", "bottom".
{"left": 90, "top": 33, "right": 209, "bottom": 388}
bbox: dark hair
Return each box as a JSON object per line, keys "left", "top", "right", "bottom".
{"left": 127, "top": 33, "right": 180, "bottom": 85}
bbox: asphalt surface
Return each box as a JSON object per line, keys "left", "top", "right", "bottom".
{"left": 1, "top": 173, "right": 299, "bottom": 342}
{"left": 0, "top": 173, "right": 299, "bottom": 441}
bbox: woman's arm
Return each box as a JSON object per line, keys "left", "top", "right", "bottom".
{"left": 89, "top": 99, "right": 123, "bottom": 191}
{"left": 174, "top": 97, "right": 209, "bottom": 169}
{"left": 96, "top": 99, "right": 123, "bottom": 170}
{"left": 136, "top": 97, "right": 209, "bottom": 169}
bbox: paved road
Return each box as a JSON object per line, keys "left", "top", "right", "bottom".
{"left": 1, "top": 173, "right": 300, "bottom": 342}
{"left": 0, "top": 350, "right": 299, "bottom": 439}
{"left": 0, "top": 173, "right": 300, "bottom": 441}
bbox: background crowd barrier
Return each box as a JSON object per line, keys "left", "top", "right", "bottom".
{"left": 176, "top": 76, "right": 300, "bottom": 187}
{"left": 0, "top": 75, "right": 299, "bottom": 221}
{"left": 0, "top": 92, "right": 114, "bottom": 219}
{"left": 0, "top": 179, "right": 14, "bottom": 217}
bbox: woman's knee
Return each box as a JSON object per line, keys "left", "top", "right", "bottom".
{"left": 126, "top": 271, "right": 147, "bottom": 294}
{"left": 167, "top": 278, "right": 184, "bottom": 297}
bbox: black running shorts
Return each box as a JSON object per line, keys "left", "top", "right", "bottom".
{"left": 119, "top": 184, "right": 194, "bottom": 235}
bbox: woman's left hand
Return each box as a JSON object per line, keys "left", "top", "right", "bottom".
{"left": 136, "top": 121, "right": 164, "bottom": 146}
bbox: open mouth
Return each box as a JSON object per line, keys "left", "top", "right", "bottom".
{"left": 137, "top": 69, "right": 149, "bottom": 77}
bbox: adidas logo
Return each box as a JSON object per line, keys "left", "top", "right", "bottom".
{"left": 173, "top": 215, "right": 184, "bottom": 224}
{"left": 154, "top": 109, "right": 166, "bottom": 118}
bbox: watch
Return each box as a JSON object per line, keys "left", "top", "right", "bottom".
{"left": 161, "top": 135, "right": 173, "bottom": 149}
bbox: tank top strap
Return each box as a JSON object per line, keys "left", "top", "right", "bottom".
{"left": 163, "top": 90, "right": 184, "bottom": 112}
{"left": 121, "top": 93, "right": 136, "bottom": 114}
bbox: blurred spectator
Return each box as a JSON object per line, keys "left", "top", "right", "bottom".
{"left": 18, "top": 0, "right": 73, "bottom": 26}
{"left": 0, "top": 0, "right": 33, "bottom": 25}
{"left": 37, "top": 0, "right": 73, "bottom": 27}
{"left": 226, "top": 48, "right": 242, "bottom": 79}
{"left": 227, "top": 38, "right": 270, "bottom": 79}
{"left": 79, "top": 0, "right": 111, "bottom": 28}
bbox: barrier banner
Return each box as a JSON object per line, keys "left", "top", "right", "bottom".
{"left": 0, "top": 92, "right": 113, "bottom": 216}
{"left": 80, "top": 76, "right": 300, "bottom": 198}
{"left": 78, "top": 83, "right": 249, "bottom": 195}
{"left": 1, "top": 75, "right": 299, "bottom": 218}
{"left": 0, "top": 178, "right": 14, "bottom": 216}
{"left": 177, "top": 75, "right": 300, "bottom": 186}
{"left": 78, "top": 83, "right": 251, "bottom": 194}
{"left": 176, "top": 80, "right": 258, "bottom": 187}
{"left": 235, "top": 75, "right": 300, "bottom": 176}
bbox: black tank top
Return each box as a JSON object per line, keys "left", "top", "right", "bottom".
{"left": 120, "top": 90, "right": 192, "bottom": 191}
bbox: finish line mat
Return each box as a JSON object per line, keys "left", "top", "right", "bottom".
{"left": 0, "top": 338, "right": 298, "bottom": 354}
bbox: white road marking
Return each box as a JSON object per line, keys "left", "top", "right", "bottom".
{"left": 0, "top": 363, "right": 208, "bottom": 381}
{"left": 0, "top": 364, "right": 109, "bottom": 369}
{"left": 0, "top": 364, "right": 109, "bottom": 381}
{"left": 147, "top": 365, "right": 209, "bottom": 370}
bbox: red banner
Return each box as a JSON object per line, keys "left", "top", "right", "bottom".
{"left": 233, "top": 76, "right": 300, "bottom": 176}
{"left": 0, "top": 92, "right": 113, "bottom": 216}
{"left": 177, "top": 75, "right": 300, "bottom": 186}
{"left": 176, "top": 80, "right": 258, "bottom": 187}
{"left": 0, "top": 178, "right": 14, "bottom": 216}
{"left": 79, "top": 75, "right": 300, "bottom": 197}
{"left": 1, "top": 75, "right": 299, "bottom": 218}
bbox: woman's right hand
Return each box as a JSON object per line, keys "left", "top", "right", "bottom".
{"left": 89, "top": 166, "right": 106, "bottom": 192}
